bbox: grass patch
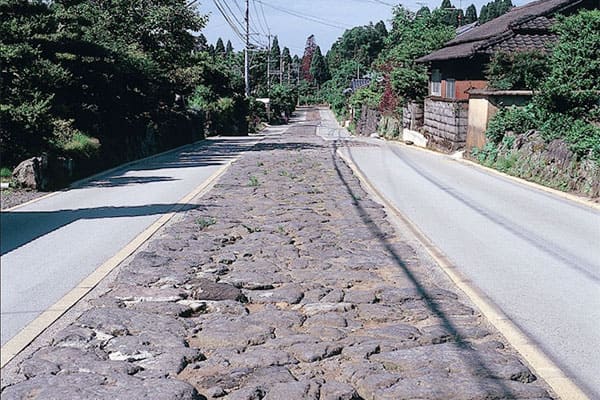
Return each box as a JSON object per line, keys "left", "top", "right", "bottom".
{"left": 248, "top": 176, "right": 260, "bottom": 187}
{"left": 1, "top": 167, "right": 12, "bottom": 182}
{"left": 195, "top": 217, "right": 216, "bottom": 230}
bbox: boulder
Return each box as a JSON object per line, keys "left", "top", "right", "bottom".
{"left": 12, "top": 155, "right": 48, "bottom": 190}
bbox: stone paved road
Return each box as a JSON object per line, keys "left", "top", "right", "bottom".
{"left": 1, "top": 109, "right": 554, "bottom": 399}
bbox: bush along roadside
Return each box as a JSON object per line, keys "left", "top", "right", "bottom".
{"left": 472, "top": 129, "right": 600, "bottom": 198}
{"left": 470, "top": 9, "right": 600, "bottom": 199}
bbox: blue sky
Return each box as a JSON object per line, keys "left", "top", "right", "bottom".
{"left": 198, "top": 0, "right": 532, "bottom": 56}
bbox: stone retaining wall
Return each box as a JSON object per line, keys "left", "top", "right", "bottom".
{"left": 424, "top": 98, "right": 468, "bottom": 152}
{"left": 471, "top": 131, "right": 600, "bottom": 198}
{"left": 355, "top": 106, "right": 380, "bottom": 136}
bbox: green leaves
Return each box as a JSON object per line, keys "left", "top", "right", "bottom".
{"left": 486, "top": 51, "right": 549, "bottom": 90}
{"left": 485, "top": 10, "right": 600, "bottom": 163}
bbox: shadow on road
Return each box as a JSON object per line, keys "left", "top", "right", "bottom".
{"left": 0, "top": 203, "right": 204, "bottom": 256}
{"left": 331, "top": 140, "right": 521, "bottom": 398}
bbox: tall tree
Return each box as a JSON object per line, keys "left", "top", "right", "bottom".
{"left": 215, "top": 37, "right": 225, "bottom": 56}
{"left": 465, "top": 4, "right": 478, "bottom": 24}
{"left": 225, "top": 39, "right": 233, "bottom": 55}
{"left": 374, "top": 20, "right": 388, "bottom": 38}
{"left": 326, "top": 22, "right": 387, "bottom": 70}
{"left": 479, "top": 5, "right": 489, "bottom": 23}
{"left": 310, "top": 45, "right": 330, "bottom": 86}
{"left": 270, "top": 35, "right": 281, "bottom": 61}
{"left": 440, "top": 0, "right": 460, "bottom": 27}
{"left": 282, "top": 46, "right": 292, "bottom": 81}
{"left": 301, "top": 34, "right": 317, "bottom": 82}
{"left": 416, "top": 6, "right": 431, "bottom": 19}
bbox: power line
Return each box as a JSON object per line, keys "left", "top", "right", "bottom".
{"left": 250, "top": 0, "right": 269, "bottom": 36}
{"left": 254, "top": 0, "right": 350, "bottom": 30}
{"left": 257, "top": 0, "right": 271, "bottom": 34}
{"left": 217, "top": 0, "right": 245, "bottom": 34}
{"left": 212, "top": 0, "right": 245, "bottom": 42}
{"left": 212, "top": 0, "right": 263, "bottom": 47}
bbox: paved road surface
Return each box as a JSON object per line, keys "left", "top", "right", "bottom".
{"left": 320, "top": 109, "right": 600, "bottom": 398}
{"left": 1, "top": 136, "right": 261, "bottom": 345}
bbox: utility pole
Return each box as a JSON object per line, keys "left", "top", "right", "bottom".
{"left": 244, "top": 0, "right": 250, "bottom": 97}
{"left": 267, "top": 32, "right": 271, "bottom": 94}
{"left": 280, "top": 55, "right": 283, "bottom": 85}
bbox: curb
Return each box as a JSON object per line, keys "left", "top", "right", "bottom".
{"left": 386, "top": 140, "right": 600, "bottom": 212}
{"left": 337, "top": 147, "right": 590, "bottom": 400}
{"left": 0, "top": 159, "right": 234, "bottom": 368}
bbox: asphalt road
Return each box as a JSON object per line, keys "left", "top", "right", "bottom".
{"left": 0, "top": 136, "right": 260, "bottom": 345}
{"left": 322, "top": 110, "right": 600, "bottom": 397}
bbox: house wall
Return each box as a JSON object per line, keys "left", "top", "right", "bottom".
{"left": 455, "top": 80, "right": 487, "bottom": 100}
{"left": 424, "top": 98, "right": 469, "bottom": 152}
{"left": 466, "top": 97, "right": 498, "bottom": 151}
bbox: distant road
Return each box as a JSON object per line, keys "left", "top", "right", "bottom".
{"left": 328, "top": 109, "right": 600, "bottom": 398}
{"left": 1, "top": 136, "right": 260, "bottom": 345}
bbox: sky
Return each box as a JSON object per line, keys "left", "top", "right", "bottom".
{"left": 198, "top": 0, "right": 532, "bottom": 56}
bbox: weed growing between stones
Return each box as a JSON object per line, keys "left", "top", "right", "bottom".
{"left": 248, "top": 176, "right": 260, "bottom": 186}
{"left": 195, "top": 217, "right": 216, "bottom": 230}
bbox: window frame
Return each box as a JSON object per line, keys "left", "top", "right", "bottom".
{"left": 431, "top": 69, "right": 442, "bottom": 97}
{"left": 445, "top": 78, "right": 456, "bottom": 99}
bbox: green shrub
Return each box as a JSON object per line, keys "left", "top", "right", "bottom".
{"left": 51, "top": 119, "right": 100, "bottom": 159}
{"left": 486, "top": 51, "right": 548, "bottom": 90}
{"left": 62, "top": 132, "right": 101, "bottom": 158}
{"left": 486, "top": 104, "right": 538, "bottom": 143}
{"left": 539, "top": 115, "right": 600, "bottom": 162}
{"left": 1, "top": 167, "right": 12, "bottom": 179}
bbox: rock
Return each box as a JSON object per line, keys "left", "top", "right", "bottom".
{"left": 188, "top": 319, "right": 274, "bottom": 350}
{"left": 370, "top": 342, "right": 537, "bottom": 383}
{"left": 77, "top": 307, "right": 187, "bottom": 337}
{"left": 303, "top": 312, "right": 348, "bottom": 328}
{"left": 190, "top": 279, "right": 246, "bottom": 302}
{"left": 263, "top": 381, "right": 318, "bottom": 400}
{"left": 341, "top": 342, "right": 380, "bottom": 360}
{"left": 12, "top": 155, "right": 48, "bottom": 190}
{"left": 245, "top": 285, "right": 304, "bottom": 305}
{"left": 319, "top": 381, "right": 360, "bottom": 400}
{"left": 372, "top": 375, "right": 549, "bottom": 400}
{"left": 110, "top": 285, "right": 187, "bottom": 303}
{"left": 20, "top": 347, "right": 138, "bottom": 378}
{"left": 1, "top": 373, "right": 200, "bottom": 400}
{"left": 300, "top": 303, "right": 354, "bottom": 316}
{"left": 288, "top": 342, "right": 343, "bottom": 363}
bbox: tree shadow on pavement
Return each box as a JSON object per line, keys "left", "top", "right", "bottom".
{"left": 0, "top": 203, "right": 204, "bottom": 256}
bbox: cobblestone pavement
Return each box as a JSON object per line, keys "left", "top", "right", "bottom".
{"left": 1, "top": 110, "right": 554, "bottom": 399}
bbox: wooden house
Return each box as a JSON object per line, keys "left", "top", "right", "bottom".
{"left": 416, "top": 0, "right": 597, "bottom": 152}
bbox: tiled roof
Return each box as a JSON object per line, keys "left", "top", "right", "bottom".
{"left": 485, "top": 33, "right": 556, "bottom": 53}
{"left": 514, "top": 16, "right": 555, "bottom": 31}
{"left": 417, "top": 0, "right": 583, "bottom": 63}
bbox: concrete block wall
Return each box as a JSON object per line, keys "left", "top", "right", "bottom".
{"left": 424, "top": 98, "right": 468, "bottom": 152}
{"left": 402, "top": 102, "right": 424, "bottom": 131}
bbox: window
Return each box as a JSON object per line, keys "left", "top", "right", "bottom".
{"left": 431, "top": 69, "right": 442, "bottom": 96}
{"left": 445, "top": 78, "right": 456, "bottom": 99}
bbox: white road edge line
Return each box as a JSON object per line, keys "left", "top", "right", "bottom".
{"left": 337, "top": 148, "right": 590, "bottom": 400}
{"left": 0, "top": 159, "right": 234, "bottom": 368}
{"left": 387, "top": 140, "right": 600, "bottom": 212}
